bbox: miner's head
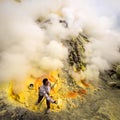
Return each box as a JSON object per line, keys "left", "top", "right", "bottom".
{"left": 43, "top": 78, "right": 49, "bottom": 86}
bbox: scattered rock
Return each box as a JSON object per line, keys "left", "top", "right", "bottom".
{"left": 0, "top": 110, "right": 7, "bottom": 116}
{"left": 28, "top": 84, "right": 34, "bottom": 90}
{"left": 108, "top": 81, "right": 120, "bottom": 89}
{"left": 116, "top": 65, "right": 120, "bottom": 76}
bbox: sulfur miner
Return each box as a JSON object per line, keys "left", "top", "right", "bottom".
{"left": 35, "top": 78, "right": 57, "bottom": 113}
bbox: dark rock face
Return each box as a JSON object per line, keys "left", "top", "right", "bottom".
{"left": 100, "top": 64, "right": 120, "bottom": 89}
{"left": 67, "top": 33, "right": 88, "bottom": 72}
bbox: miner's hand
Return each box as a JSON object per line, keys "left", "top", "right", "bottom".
{"left": 53, "top": 100, "right": 57, "bottom": 104}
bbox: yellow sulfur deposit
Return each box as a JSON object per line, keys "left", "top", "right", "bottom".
{"left": 8, "top": 70, "right": 67, "bottom": 112}
{"left": 8, "top": 70, "right": 92, "bottom": 112}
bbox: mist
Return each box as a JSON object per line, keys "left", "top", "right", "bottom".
{"left": 0, "top": 0, "right": 120, "bottom": 82}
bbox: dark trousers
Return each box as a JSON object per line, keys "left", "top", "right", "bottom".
{"left": 37, "top": 94, "right": 50, "bottom": 109}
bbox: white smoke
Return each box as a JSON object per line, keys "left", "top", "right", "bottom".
{"left": 0, "top": 0, "right": 120, "bottom": 82}
{"left": 0, "top": 0, "right": 69, "bottom": 81}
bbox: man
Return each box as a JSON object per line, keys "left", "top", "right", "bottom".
{"left": 35, "top": 78, "right": 56, "bottom": 113}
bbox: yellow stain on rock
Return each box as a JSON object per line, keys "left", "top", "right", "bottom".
{"left": 8, "top": 70, "right": 94, "bottom": 112}
{"left": 8, "top": 70, "right": 67, "bottom": 112}
{"left": 66, "top": 92, "right": 78, "bottom": 99}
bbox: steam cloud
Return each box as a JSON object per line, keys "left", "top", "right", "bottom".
{"left": 0, "top": 0, "right": 120, "bottom": 82}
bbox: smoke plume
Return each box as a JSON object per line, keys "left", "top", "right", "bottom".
{"left": 0, "top": 0, "right": 120, "bottom": 82}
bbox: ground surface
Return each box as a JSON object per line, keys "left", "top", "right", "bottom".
{"left": 0, "top": 80, "right": 120, "bottom": 120}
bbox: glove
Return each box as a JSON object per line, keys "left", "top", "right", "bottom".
{"left": 53, "top": 100, "right": 57, "bottom": 104}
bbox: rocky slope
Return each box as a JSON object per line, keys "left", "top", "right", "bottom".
{"left": 0, "top": 81, "right": 120, "bottom": 120}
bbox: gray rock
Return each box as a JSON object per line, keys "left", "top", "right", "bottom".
{"left": 116, "top": 65, "right": 120, "bottom": 76}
